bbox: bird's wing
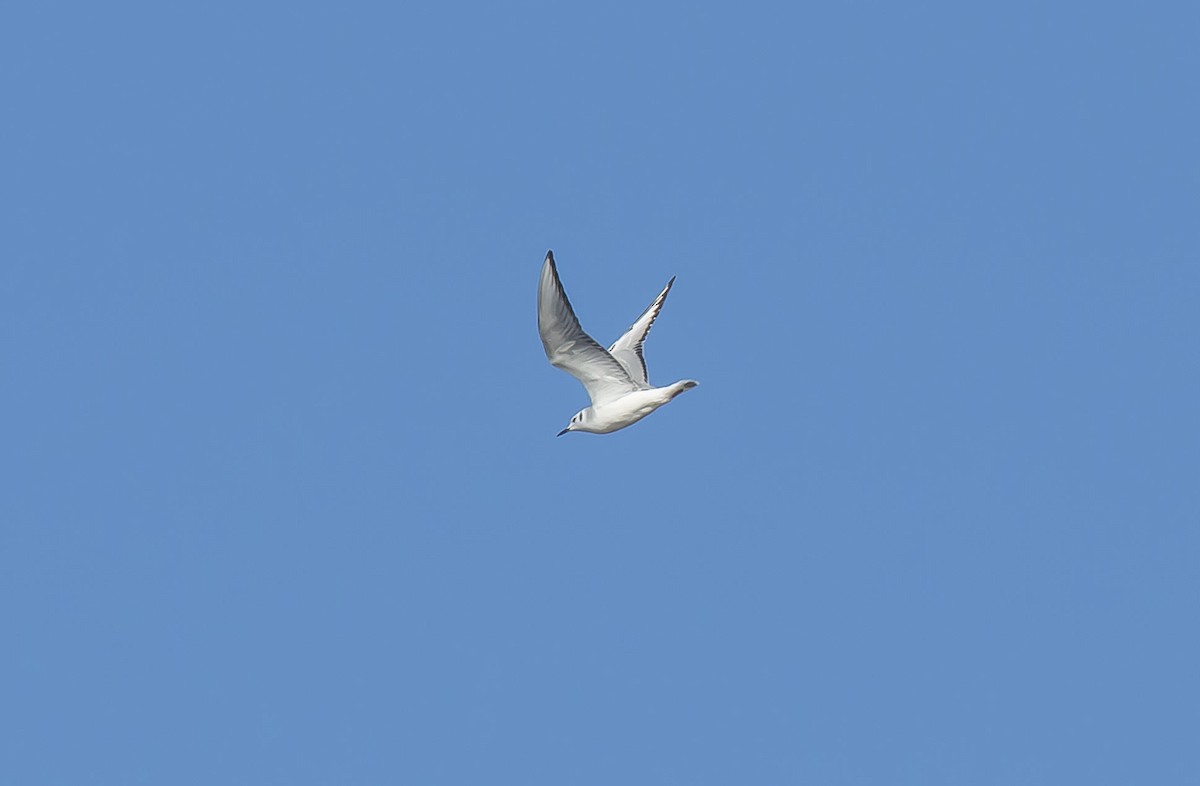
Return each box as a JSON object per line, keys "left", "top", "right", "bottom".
{"left": 607, "top": 276, "right": 675, "bottom": 388}
{"left": 538, "top": 251, "right": 637, "bottom": 407}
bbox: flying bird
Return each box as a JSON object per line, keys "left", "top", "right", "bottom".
{"left": 537, "top": 250, "right": 698, "bottom": 436}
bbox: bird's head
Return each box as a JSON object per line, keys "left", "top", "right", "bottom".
{"left": 557, "top": 410, "right": 587, "bottom": 436}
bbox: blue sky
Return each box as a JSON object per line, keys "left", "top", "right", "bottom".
{"left": 2, "top": 2, "right": 1197, "bottom": 783}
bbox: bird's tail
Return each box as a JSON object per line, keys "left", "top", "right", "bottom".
{"left": 670, "top": 379, "right": 699, "bottom": 398}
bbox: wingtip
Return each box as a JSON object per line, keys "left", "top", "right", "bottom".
{"left": 545, "top": 249, "right": 555, "bottom": 263}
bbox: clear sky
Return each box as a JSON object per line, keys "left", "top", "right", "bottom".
{"left": 2, "top": 2, "right": 1197, "bottom": 784}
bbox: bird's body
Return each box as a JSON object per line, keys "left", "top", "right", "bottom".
{"left": 569, "top": 380, "right": 700, "bottom": 434}
{"left": 537, "top": 250, "right": 697, "bottom": 436}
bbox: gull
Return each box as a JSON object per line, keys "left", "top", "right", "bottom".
{"left": 538, "top": 250, "right": 698, "bottom": 436}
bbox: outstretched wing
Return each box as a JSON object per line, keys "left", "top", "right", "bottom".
{"left": 607, "top": 276, "right": 675, "bottom": 387}
{"left": 538, "top": 251, "right": 637, "bottom": 407}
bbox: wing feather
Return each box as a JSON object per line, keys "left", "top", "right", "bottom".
{"left": 537, "top": 251, "right": 636, "bottom": 407}
{"left": 608, "top": 276, "right": 675, "bottom": 387}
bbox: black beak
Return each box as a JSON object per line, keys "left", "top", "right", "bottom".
{"left": 557, "top": 427, "right": 570, "bottom": 437}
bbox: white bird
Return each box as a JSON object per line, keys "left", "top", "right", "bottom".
{"left": 538, "top": 250, "right": 698, "bottom": 436}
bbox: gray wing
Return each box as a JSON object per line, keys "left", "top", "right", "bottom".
{"left": 538, "top": 251, "right": 637, "bottom": 407}
{"left": 607, "top": 276, "right": 675, "bottom": 388}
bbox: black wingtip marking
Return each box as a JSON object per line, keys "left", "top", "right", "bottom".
{"left": 546, "top": 249, "right": 555, "bottom": 263}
